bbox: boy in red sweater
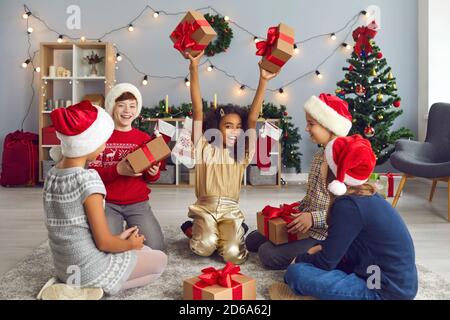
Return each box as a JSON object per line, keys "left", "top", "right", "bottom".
{"left": 89, "top": 83, "right": 165, "bottom": 250}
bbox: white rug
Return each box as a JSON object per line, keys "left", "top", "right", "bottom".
{"left": 0, "top": 226, "right": 448, "bottom": 300}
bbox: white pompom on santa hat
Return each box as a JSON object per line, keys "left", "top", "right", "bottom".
{"left": 304, "top": 93, "right": 353, "bottom": 137}
{"left": 105, "top": 83, "right": 142, "bottom": 116}
{"left": 50, "top": 100, "right": 114, "bottom": 158}
{"left": 325, "top": 135, "right": 377, "bottom": 196}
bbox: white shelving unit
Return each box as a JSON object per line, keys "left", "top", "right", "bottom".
{"left": 38, "top": 41, "right": 115, "bottom": 181}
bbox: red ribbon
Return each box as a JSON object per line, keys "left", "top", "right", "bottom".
{"left": 381, "top": 173, "right": 400, "bottom": 197}
{"left": 141, "top": 144, "right": 155, "bottom": 165}
{"left": 352, "top": 25, "right": 377, "bottom": 56}
{"left": 171, "top": 20, "right": 209, "bottom": 52}
{"left": 261, "top": 202, "right": 301, "bottom": 242}
{"left": 255, "top": 26, "right": 294, "bottom": 67}
{"left": 193, "top": 262, "right": 243, "bottom": 300}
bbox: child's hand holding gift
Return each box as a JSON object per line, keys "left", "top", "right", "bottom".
{"left": 146, "top": 162, "right": 161, "bottom": 177}
{"left": 258, "top": 60, "right": 279, "bottom": 82}
{"left": 287, "top": 212, "right": 313, "bottom": 235}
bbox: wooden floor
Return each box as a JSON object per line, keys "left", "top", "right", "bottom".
{"left": 1, "top": 179, "right": 449, "bottom": 280}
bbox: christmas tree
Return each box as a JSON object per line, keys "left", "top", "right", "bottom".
{"left": 135, "top": 100, "right": 302, "bottom": 173}
{"left": 336, "top": 21, "right": 414, "bottom": 165}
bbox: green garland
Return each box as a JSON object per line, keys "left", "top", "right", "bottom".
{"left": 203, "top": 14, "right": 233, "bottom": 57}
{"left": 135, "top": 101, "right": 302, "bottom": 173}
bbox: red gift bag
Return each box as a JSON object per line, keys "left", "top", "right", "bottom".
{"left": 0, "top": 131, "right": 39, "bottom": 186}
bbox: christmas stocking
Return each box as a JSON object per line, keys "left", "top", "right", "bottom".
{"left": 256, "top": 122, "right": 282, "bottom": 171}
{"left": 152, "top": 119, "right": 176, "bottom": 170}
{"left": 172, "top": 117, "right": 195, "bottom": 169}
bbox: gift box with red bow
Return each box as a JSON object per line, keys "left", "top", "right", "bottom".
{"left": 256, "top": 23, "right": 295, "bottom": 73}
{"left": 126, "top": 136, "right": 172, "bottom": 173}
{"left": 378, "top": 173, "right": 403, "bottom": 198}
{"left": 257, "top": 202, "right": 309, "bottom": 245}
{"left": 170, "top": 11, "right": 217, "bottom": 58}
{"left": 183, "top": 262, "right": 256, "bottom": 300}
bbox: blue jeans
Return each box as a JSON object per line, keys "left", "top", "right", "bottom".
{"left": 285, "top": 263, "right": 382, "bottom": 300}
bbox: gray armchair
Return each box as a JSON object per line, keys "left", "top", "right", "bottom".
{"left": 390, "top": 102, "right": 450, "bottom": 221}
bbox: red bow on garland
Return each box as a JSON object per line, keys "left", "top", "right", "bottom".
{"left": 352, "top": 21, "right": 378, "bottom": 56}
{"left": 199, "top": 262, "right": 241, "bottom": 288}
{"left": 171, "top": 21, "right": 208, "bottom": 52}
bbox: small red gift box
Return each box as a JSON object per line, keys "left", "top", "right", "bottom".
{"left": 257, "top": 202, "right": 309, "bottom": 245}
{"left": 256, "top": 23, "right": 295, "bottom": 73}
{"left": 183, "top": 262, "right": 256, "bottom": 300}
{"left": 42, "top": 126, "right": 60, "bottom": 145}
{"left": 170, "top": 11, "right": 217, "bottom": 58}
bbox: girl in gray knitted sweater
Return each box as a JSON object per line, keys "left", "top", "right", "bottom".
{"left": 43, "top": 101, "right": 167, "bottom": 298}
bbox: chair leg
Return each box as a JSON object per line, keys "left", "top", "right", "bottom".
{"left": 447, "top": 178, "right": 450, "bottom": 222}
{"left": 392, "top": 175, "right": 408, "bottom": 208}
{"left": 429, "top": 180, "right": 438, "bottom": 202}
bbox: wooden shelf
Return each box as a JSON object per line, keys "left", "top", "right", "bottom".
{"left": 38, "top": 41, "right": 115, "bottom": 181}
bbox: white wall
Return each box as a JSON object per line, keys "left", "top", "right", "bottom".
{"left": 429, "top": 0, "right": 450, "bottom": 106}
{"left": 419, "top": 0, "right": 450, "bottom": 141}
{"left": 0, "top": 0, "right": 418, "bottom": 172}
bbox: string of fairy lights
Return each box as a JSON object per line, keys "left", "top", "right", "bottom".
{"left": 20, "top": 3, "right": 373, "bottom": 125}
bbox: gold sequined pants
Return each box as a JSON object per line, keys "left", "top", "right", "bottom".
{"left": 188, "top": 196, "right": 248, "bottom": 264}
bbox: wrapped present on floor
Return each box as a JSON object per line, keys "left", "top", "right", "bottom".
{"left": 183, "top": 262, "right": 256, "bottom": 300}
{"left": 170, "top": 11, "right": 217, "bottom": 58}
{"left": 257, "top": 202, "right": 309, "bottom": 245}
{"left": 126, "top": 136, "right": 171, "bottom": 173}
{"left": 256, "top": 23, "right": 295, "bottom": 73}
{"left": 378, "top": 173, "right": 403, "bottom": 198}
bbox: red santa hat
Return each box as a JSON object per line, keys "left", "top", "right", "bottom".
{"left": 50, "top": 100, "right": 114, "bottom": 158}
{"left": 325, "top": 134, "right": 377, "bottom": 196}
{"left": 105, "top": 83, "right": 142, "bottom": 116}
{"left": 303, "top": 93, "right": 352, "bottom": 137}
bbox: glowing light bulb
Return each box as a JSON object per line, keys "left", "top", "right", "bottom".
{"left": 27, "top": 27, "right": 34, "bottom": 33}
{"left": 80, "top": 36, "right": 86, "bottom": 42}
{"left": 185, "top": 78, "right": 191, "bottom": 87}
{"left": 330, "top": 33, "right": 337, "bottom": 41}
{"left": 21, "top": 59, "right": 31, "bottom": 68}
{"left": 293, "top": 44, "right": 299, "bottom": 54}
{"left": 153, "top": 11, "right": 159, "bottom": 18}
{"left": 128, "top": 24, "right": 134, "bottom": 32}
{"left": 142, "top": 75, "right": 148, "bottom": 86}
{"left": 57, "top": 35, "right": 64, "bottom": 43}
{"left": 315, "top": 70, "right": 323, "bottom": 79}
{"left": 224, "top": 16, "right": 230, "bottom": 21}
{"left": 116, "top": 53, "right": 122, "bottom": 61}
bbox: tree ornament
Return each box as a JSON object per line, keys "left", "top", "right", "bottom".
{"left": 335, "top": 88, "right": 342, "bottom": 94}
{"left": 355, "top": 84, "right": 366, "bottom": 96}
{"left": 283, "top": 111, "right": 288, "bottom": 116}
{"left": 388, "top": 71, "right": 394, "bottom": 80}
{"left": 393, "top": 83, "right": 397, "bottom": 90}
{"left": 377, "top": 114, "right": 384, "bottom": 120}
{"left": 377, "top": 92, "right": 383, "bottom": 102}
{"left": 352, "top": 118, "right": 357, "bottom": 123}
{"left": 393, "top": 100, "right": 401, "bottom": 108}
{"left": 349, "top": 65, "right": 354, "bottom": 71}
{"left": 371, "top": 68, "right": 377, "bottom": 76}
{"left": 364, "top": 126, "right": 375, "bottom": 138}
{"left": 376, "top": 52, "right": 383, "bottom": 59}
